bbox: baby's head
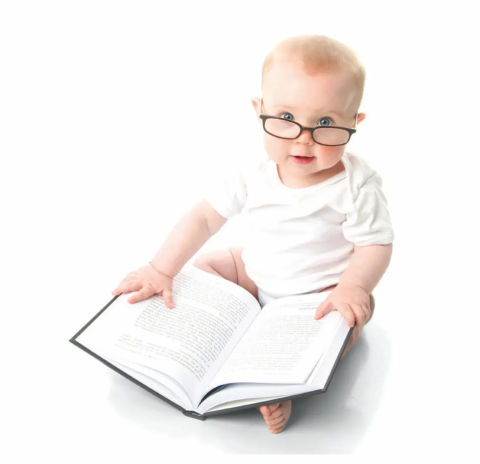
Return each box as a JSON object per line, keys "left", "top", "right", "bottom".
{"left": 252, "top": 35, "right": 366, "bottom": 188}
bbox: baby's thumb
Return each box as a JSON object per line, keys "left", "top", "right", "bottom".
{"left": 315, "top": 299, "right": 331, "bottom": 320}
{"left": 162, "top": 288, "right": 174, "bottom": 309}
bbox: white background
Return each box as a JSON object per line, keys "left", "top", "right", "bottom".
{"left": 1, "top": 0, "right": 479, "bottom": 460}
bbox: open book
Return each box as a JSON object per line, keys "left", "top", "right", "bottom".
{"left": 70, "top": 264, "right": 354, "bottom": 420}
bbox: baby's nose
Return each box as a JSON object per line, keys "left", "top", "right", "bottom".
{"left": 296, "top": 128, "right": 315, "bottom": 143}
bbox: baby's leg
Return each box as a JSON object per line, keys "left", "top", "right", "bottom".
{"left": 317, "top": 285, "right": 376, "bottom": 359}
{"left": 192, "top": 247, "right": 259, "bottom": 300}
{"left": 193, "top": 248, "right": 290, "bottom": 434}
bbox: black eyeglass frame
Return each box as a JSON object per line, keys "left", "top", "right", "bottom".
{"left": 258, "top": 98, "right": 358, "bottom": 147}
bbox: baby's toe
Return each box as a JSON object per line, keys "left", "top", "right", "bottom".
{"left": 258, "top": 404, "right": 276, "bottom": 418}
{"left": 268, "top": 414, "right": 286, "bottom": 427}
{"left": 258, "top": 405, "right": 268, "bottom": 417}
{"left": 257, "top": 402, "right": 291, "bottom": 433}
{"left": 270, "top": 420, "right": 287, "bottom": 433}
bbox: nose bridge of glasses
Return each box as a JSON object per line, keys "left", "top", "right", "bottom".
{"left": 297, "top": 125, "right": 316, "bottom": 141}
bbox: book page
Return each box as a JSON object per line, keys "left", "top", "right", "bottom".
{"left": 103, "top": 356, "right": 194, "bottom": 411}
{"left": 198, "top": 316, "right": 350, "bottom": 415}
{"left": 205, "top": 292, "right": 343, "bottom": 390}
{"left": 76, "top": 264, "right": 261, "bottom": 406}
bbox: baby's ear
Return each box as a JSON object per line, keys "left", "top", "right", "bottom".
{"left": 251, "top": 97, "right": 261, "bottom": 119}
{"left": 356, "top": 112, "right": 367, "bottom": 125}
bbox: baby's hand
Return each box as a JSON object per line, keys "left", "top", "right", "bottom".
{"left": 111, "top": 264, "right": 175, "bottom": 308}
{"left": 313, "top": 283, "right": 371, "bottom": 328}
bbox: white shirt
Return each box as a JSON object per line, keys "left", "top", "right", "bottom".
{"left": 203, "top": 151, "right": 394, "bottom": 303}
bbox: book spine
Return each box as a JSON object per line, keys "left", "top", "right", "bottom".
{"left": 182, "top": 410, "right": 207, "bottom": 421}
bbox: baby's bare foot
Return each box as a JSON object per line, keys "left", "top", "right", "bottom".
{"left": 256, "top": 401, "right": 292, "bottom": 434}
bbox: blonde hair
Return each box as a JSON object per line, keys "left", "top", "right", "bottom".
{"left": 261, "top": 35, "right": 366, "bottom": 111}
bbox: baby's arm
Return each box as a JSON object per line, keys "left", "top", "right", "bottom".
{"left": 318, "top": 168, "right": 394, "bottom": 325}
{"left": 149, "top": 199, "right": 228, "bottom": 278}
{"left": 338, "top": 243, "right": 393, "bottom": 295}
{"left": 112, "top": 199, "right": 228, "bottom": 305}
{"left": 314, "top": 243, "right": 393, "bottom": 326}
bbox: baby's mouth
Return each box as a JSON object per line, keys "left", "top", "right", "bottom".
{"left": 291, "top": 155, "right": 315, "bottom": 164}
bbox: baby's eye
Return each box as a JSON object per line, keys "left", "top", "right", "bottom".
{"left": 279, "top": 113, "right": 334, "bottom": 126}
{"left": 318, "top": 117, "right": 334, "bottom": 126}
{"left": 279, "top": 112, "right": 295, "bottom": 121}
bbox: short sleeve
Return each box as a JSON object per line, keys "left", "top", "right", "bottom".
{"left": 342, "top": 172, "right": 394, "bottom": 246}
{"left": 203, "top": 168, "right": 248, "bottom": 219}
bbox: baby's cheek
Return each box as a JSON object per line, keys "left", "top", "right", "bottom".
{"left": 263, "top": 134, "right": 289, "bottom": 159}
{"left": 314, "top": 145, "right": 346, "bottom": 166}
{"left": 315, "top": 145, "right": 341, "bottom": 157}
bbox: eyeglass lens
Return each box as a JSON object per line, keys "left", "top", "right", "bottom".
{"left": 264, "top": 118, "right": 350, "bottom": 145}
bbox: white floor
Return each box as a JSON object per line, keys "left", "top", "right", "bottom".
{"left": 2, "top": 1, "right": 479, "bottom": 461}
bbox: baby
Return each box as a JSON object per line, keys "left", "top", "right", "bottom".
{"left": 111, "top": 35, "right": 394, "bottom": 434}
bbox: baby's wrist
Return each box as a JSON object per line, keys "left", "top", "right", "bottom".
{"left": 149, "top": 261, "right": 171, "bottom": 278}
{"left": 337, "top": 281, "right": 369, "bottom": 294}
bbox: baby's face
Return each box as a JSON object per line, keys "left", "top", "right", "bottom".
{"left": 253, "top": 59, "right": 365, "bottom": 188}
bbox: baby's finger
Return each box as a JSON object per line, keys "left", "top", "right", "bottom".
{"left": 314, "top": 299, "right": 332, "bottom": 320}
{"left": 112, "top": 275, "right": 138, "bottom": 294}
{"left": 162, "top": 288, "right": 174, "bottom": 309}
{"left": 128, "top": 286, "right": 153, "bottom": 304}
{"left": 115, "top": 279, "right": 142, "bottom": 296}
{"left": 351, "top": 303, "right": 368, "bottom": 327}
{"left": 336, "top": 303, "right": 356, "bottom": 328}
{"left": 363, "top": 305, "right": 372, "bottom": 324}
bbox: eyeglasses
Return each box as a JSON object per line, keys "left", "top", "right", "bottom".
{"left": 258, "top": 98, "right": 357, "bottom": 146}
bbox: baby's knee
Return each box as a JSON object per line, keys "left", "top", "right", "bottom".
{"left": 193, "top": 252, "right": 214, "bottom": 270}
{"left": 193, "top": 249, "right": 238, "bottom": 283}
